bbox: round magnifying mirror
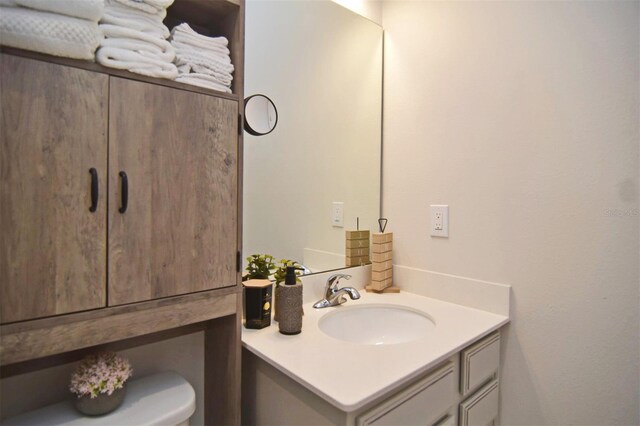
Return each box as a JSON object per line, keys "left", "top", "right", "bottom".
{"left": 244, "top": 94, "right": 278, "bottom": 136}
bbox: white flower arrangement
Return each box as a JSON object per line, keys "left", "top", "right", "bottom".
{"left": 69, "top": 352, "right": 133, "bottom": 399}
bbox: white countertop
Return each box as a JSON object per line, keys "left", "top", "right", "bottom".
{"left": 242, "top": 291, "right": 509, "bottom": 412}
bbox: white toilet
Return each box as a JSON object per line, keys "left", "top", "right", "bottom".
{"left": 5, "top": 371, "right": 196, "bottom": 426}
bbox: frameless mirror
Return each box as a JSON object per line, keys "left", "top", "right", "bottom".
{"left": 244, "top": 94, "right": 278, "bottom": 136}
{"left": 244, "top": 0, "right": 383, "bottom": 274}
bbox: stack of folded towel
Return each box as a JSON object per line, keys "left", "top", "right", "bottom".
{"left": 0, "top": 0, "right": 103, "bottom": 60}
{"left": 96, "top": 0, "right": 177, "bottom": 79}
{"left": 170, "top": 23, "right": 234, "bottom": 94}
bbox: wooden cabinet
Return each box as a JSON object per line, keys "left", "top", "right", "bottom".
{"left": 0, "top": 54, "right": 108, "bottom": 323}
{"left": 0, "top": 1, "right": 244, "bottom": 422}
{"left": 1, "top": 55, "right": 239, "bottom": 318}
{"left": 108, "top": 77, "right": 238, "bottom": 305}
{"left": 1, "top": 51, "right": 243, "bottom": 425}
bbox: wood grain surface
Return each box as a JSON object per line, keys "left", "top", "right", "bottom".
{"left": 108, "top": 77, "right": 238, "bottom": 305}
{"left": 0, "top": 54, "right": 108, "bottom": 323}
{"left": 0, "top": 290, "right": 237, "bottom": 365}
{"left": 0, "top": 47, "right": 239, "bottom": 102}
{"left": 205, "top": 295, "right": 242, "bottom": 425}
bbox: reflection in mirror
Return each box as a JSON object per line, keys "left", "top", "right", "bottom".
{"left": 244, "top": 0, "right": 383, "bottom": 275}
{"left": 244, "top": 94, "right": 278, "bottom": 136}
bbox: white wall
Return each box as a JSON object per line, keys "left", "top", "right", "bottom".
{"left": 382, "top": 1, "right": 639, "bottom": 424}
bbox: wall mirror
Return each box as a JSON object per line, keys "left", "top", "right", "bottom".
{"left": 244, "top": 94, "right": 278, "bottom": 136}
{"left": 243, "top": 0, "right": 383, "bottom": 274}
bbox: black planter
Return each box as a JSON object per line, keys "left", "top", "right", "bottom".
{"left": 75, "top": 387, "right": 126, "bottom": 416}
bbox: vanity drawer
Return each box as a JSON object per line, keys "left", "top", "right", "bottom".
{"left": 460, "top": 331, "right": 500, "bottom": 396}
{"left": 357, "top": 362, "right": 455, "bottom": 426}
{"left": 459, "top": 379, "right": 499, "bottom": 426}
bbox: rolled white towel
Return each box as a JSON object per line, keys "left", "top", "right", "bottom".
{"left": 100, "top": 24, "right": 174, "bottom": 57}
{"left": 1, "top": 0, "right": 103, "bottom": 21}
{"left": 171, "top": 36, "right": 230, "bottom": 58}
{"left": 178, "top": 62, "right": 232, "bottom": 86}
{"left": 112, "top": 0, "right": 173, "bottom": 14}
{"left": 101, "top": 0, "right": 169, "bottom": 39}
{"left": 0, "top": 6, "right": 102, "bottom": 60}
{"left": 104, "top": 0, "right": 166, "bottom": 22}
{"left": 144, "top": 0, "right": 174, "bottom": 9}
{"left": 101, "top": 37, "right": 174, "bottom": 63}
{"left": 172, "top": 23, "right": 228, "bottom": 46}
{"left": 174, "top": 46, "right": 234, "bottom": 74}
{"left": 176, "top": 73, "right": 231, "bottom": 94}
{"left": 171, "top": 23, "right": 230, "bottom": 53}
{"left": 96, "top": 46, "right": 178, "bottom": 79}
{"left": 171, "top": 31, "right": 229, "bottom": 52}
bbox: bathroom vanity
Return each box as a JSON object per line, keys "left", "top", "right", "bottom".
{"left": 242, "top": 291, "right": 509, "bottom": 425}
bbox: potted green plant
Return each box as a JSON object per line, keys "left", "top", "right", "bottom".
{"left": 273, "top": 259, "right": 302, "bottom": 285}
{"left": 273, "top": 259, "right": 302, "bottom": 322}
{"left": 69, "top": 351, "right": 133, "bottom": 416}
{"left": 244, "top": 254, "right": 276, "bottom": 285}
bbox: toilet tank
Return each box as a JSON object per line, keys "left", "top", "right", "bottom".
{"left": 5, "top": 371, "right": 196, "bottom": 426}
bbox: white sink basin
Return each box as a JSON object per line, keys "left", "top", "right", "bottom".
{"left": 318, "top": 304, "right": 435, "bottom": 345}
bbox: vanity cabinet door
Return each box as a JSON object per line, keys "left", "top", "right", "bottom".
{"left": 108, "top": 77, "right": 238, "bottom": 305}
{"left": 0, "top": 54, "right": 108, "bottom": 323}
{"left": 459, "top": 379, "right": 499, "bottom": 426}
{"left": 357, "top": 362, "right": 455, "bottom": 426}
{"left": 460, "top": 331, "right": 500, "bottom": 396}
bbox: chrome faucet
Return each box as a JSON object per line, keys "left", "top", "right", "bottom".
{"left": 312, "top": 274, "right": 361, "bottom": 309}
{"left": 299, "top": 264, "right": 313, "bottom": 275}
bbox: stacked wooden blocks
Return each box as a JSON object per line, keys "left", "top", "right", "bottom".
{"left": 345, "top": 230, "right": 370, "bottom": 267}
{"left": 370, "top": 232, "right": 394, "bottom": 291}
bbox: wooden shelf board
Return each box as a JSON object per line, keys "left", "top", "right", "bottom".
{"left": 0, "top": 47, "right": 240, "bottom": 102}
{"left": 0, "top": 287, "right": 240, "bottom": 365}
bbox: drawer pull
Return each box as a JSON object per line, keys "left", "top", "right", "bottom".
{"left": 89, "top": 168, "right": 98, "bottom": 212}
{"left": 119, "top": 171, "right": 128, "bottom": 213}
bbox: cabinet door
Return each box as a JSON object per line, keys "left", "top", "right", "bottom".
{"left": 0, "top": 54, "right": 108, "bottom": 323}
{"left": 460, "top": 332, "right": 500, "bottom": 396}
{"left": 108, "top": 77, "right": 238, "bottom": 305}
{"left": 459, "top": 379, "right": 499, "bottom": 426}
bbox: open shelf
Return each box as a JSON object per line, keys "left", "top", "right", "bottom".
{"left": 0, "top": 0, "right": 244, "bottom": 100}
{"left": 165, "top": 0, "right": 244, "bottom": 97}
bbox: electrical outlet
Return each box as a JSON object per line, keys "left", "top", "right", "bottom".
{"left": 332, "top": 202, "right": 344, "bottom": 227}
{"left": 434, "top": 212, "right": 444, "bottom": 230}
{"left": 430, "top": 205, "right": 449, "bottom": 237}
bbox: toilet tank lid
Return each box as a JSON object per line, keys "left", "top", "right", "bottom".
{"left": 5, "top": 371, "right": 196, "bottom": 426}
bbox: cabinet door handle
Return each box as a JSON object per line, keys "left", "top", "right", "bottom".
{"left": 119, "top": 171, "right": 128, "bottom": 214}
{"left": 89, "top": 168, "right": 98, "bottom": 212}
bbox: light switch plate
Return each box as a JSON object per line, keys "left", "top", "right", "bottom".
{"left": 430, "top": 205, "right": 449, "bottom": 237}
{"left": 332, "top": 202, "right": 344, "bottom": 227}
